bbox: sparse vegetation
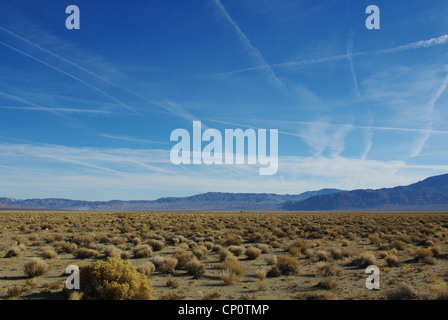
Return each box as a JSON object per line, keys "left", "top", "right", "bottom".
{"left": 24, "top": 258, "right": 48, "bottom": 278}
{"left": 79, "top": 257, "right": 156, "bottom": 300}
{"left": 0, "top": 210, "right": 446, "bottom": 300}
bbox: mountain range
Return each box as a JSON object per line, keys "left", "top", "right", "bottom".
{"left": 0, "top": 173, "right": 447, "bottom": 211}
{"left": 0, "top": 189, "right": 342, "bottom": 211}
{"left": 283, "top": 173, "right": 448, "bottom": 211}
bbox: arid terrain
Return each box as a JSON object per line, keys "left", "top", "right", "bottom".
{"left": 0, "top": 211, "right": 447, "bottom": 300}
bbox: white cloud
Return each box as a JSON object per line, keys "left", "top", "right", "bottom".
{"left": 0, "top": 143, "right": 446, "bottom": 200}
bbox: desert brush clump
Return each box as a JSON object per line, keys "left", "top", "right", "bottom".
{"left": 5, "top": 246, "right": 25, "bottom": 258}
{"left": 218, "top": 248, "right": 233, "bottom": 261}
{"left": 245, "top": 247, "right": 262, "bottom": 260}
{"left": 386, "top": 283, "right": 418, "bottom": 300}
{"left": 192, "top": 245, "right": 208, "bottom": 260}
{"left": 269, "top": 255, "right": 298, "bottom": 276}
{"left": 386, "top": 254, "right": 400, "bottom": 267}
{"left": 184, "top": 257, "right": 205, "bottom": 277}
{"left": 173, "top": 249, "right": 194, "bottom": 269}
{"left": 148, "top": 239, "right": 165, "bottom": 251}
{"left": 150, "top": 256, "right": 178, "bottom": 274}
{"left": 225, "top": 234, "right": 243, "bottom": 246}
{"left": 24, "top": 258, "right": 48, "bottom": 278}
{"left": 133, "top": 244, "right": 153, "bottom": 258}
{"left": 137, "top": 262, "right": 155, "bottom": 276}
{"left": 79, "top": 257, "right": 156, "bottom": 300}
{"left": 221, "top": 270, "right": 239, "bottom": 286}
{"left": 104, "top": 245, "right": 123, "bottom": 258}
{"left": 415, "top": 247, "right": 433, "bottom": 261}
{"left": 349, "top": 252, "right": 377, "bottom": 268}
{"left": 42, "top": 248, "right": 58, "bottom": 259}
{"left": 316, "top": 279, "right": 338, "bottom": 290}
{"left": 74, "top": 248, "right": 100, "bottom": 259}
{"left": 228, "top": 245, "right": 245, "bottom": 256}
{"left": 315, "top": 262, "right": 344, "bottom": 277}
{"left": 221, "top": 256, "right": 245, "bottom": 276}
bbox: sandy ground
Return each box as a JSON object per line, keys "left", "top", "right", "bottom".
{"left": 0, "top": 211, "right": 447, "bottom": 300}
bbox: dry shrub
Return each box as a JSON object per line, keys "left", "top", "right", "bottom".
{"left": 265, "top": 256, "right": 277, "bottom": 265}
{"left": 68, "top": 291, "right": 84, "bottom": 300}
{"left": 5, "top": 246, "right": 24, "bottom": 258}
{"left": 245, "top": 247, "right": 262, "bottom": 260}
{"left": 150, "top": 256, "right": 178, "bottom": 274}
{"left": 173, "top": 249, "right": 194, "bottom": 269}
{"left": 218, "top": 248, "right": 233, "bottom": 261}
{"left": 104, "top": 245, "right": 122, "bottom": 258}
{"left": 72, "top": 234, "right": 94, "bottom": 246}
{"left": 132, "top": 237, "right": 142, "bottom": 245}
{"left": 61, "top": 242, "right": 78, "bottom": 253}
{"left": 256, "top": 243, "right": 270, "bottom": 254}
{"left": 204, "top": 241, "right": 214, "bottom": 250}
{"left": 430, "top": 245, "right": 442, "bottom": 257}
{"left": 316, "top": 262, "right": 344, "bottom": 277}
{"left": 24, "top": 258, "right": 48, "bottom": 278}
{"left": 110, "top": 236, "right": 127, "bottom": 246}
{"left": 315, "top": 250, "right": 331, "bottom": 261}
{"left": 274, "top": 255, "right": 298, "bottom": 276}
{"left": 421, "top": 256, "right": 436, "bottom": 265}
{"left": 192, "top": 246, "right": 208, "bottom": 260}
{"left": 415, "top": 248, "right": 433, "bottom": 260}
{"left": 386, "top": 283, "right": 418, "bottom": 300}
{"left": 386, "top": 254, "right": 399, "bottom": 267}
{"left": 178, "top": 243, "right": 189, "bottom": 250}
{"left": 221, "top": 270, "right": 239, "bottom": 286}
{"left": 120, "top": 251, "right": 132, "bottom": 259}
{"left": 430, "top": 282, "right": 447, "bottom": 295}
{"left": 225, "top": 234, "right": 243, "bottom": 246}
{"left": 80, "top": 257, "right": 156, "bottom": 300}
{"left": 133, "top": 245, "right": 153, "bottom": 258}
{"left": 221, "top": 256, "right": 245, "bottom": 276}
{"left": 228, "top": 246, "right": 245, "bottom": 256}
{"left": 256, "top": 269, "right": 267, "bottom": 281}
{"left": 137, "top": 262, "right": 155, "bottom": 276}
{"left": 203, "top": 291, "right": 221, "bottom": 300}
{"left": 7, "top": 285, "right": 22, "bottom": 298}
{"left": 184, "top": 257, "right": 205, "bottom": 277}
{"left": 391, "top": 240, "right": 407, "bottom": 251}
{"left": 330, "top": 248, "right": 343, "bottom": 260}
{"left": 42, "top": 248, "right": 58, "bottom": 259}
{"left": 350, "top": 252, "right": 377, "bottom": 268}
{"left": 248, "top": 232, "right": 265, "bottom": 243}
{"left": 166, "top": 277, "right": 179, "bottom": 288}
{"left": 74, "top": 248, "right": 100, "bottom": 259}
{"left": 316, "top": 279, "right": 337, "bottom": 290}
{"left": 148, "top": 239, "right": 165, "bottom": 251}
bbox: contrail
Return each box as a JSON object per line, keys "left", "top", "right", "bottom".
{"left": 346, "top": 30, "right": 361, "bottom": 99}
{"left": 0, "top": 40, "right": 149, "bottom": 119}
{"left": 409, "top": 72, "right": 448, "bottom": 157}
{"left": 378, "top": 34, "right": 448, "bottom": 54}
{"left": 218, "top": 34, "right": 448, "bottom": 75}
{"left": 0, "top": 26, "right": 197, "bottom": 122}
{"left": 211, "top": 0, "right": 288, "bottom": 92}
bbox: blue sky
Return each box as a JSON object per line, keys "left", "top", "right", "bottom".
{"left": 1, "top": 0, "right": 448, "bottom": 200}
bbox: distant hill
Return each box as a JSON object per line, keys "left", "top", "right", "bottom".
{"left": 2, "top": 173, "right": 447, "bottom": 212}
{"left": 283, "top": 174, "right": 448, "bottom": 211}
{"left": 0, "top": 189, "right": 343, "bottom": 211}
